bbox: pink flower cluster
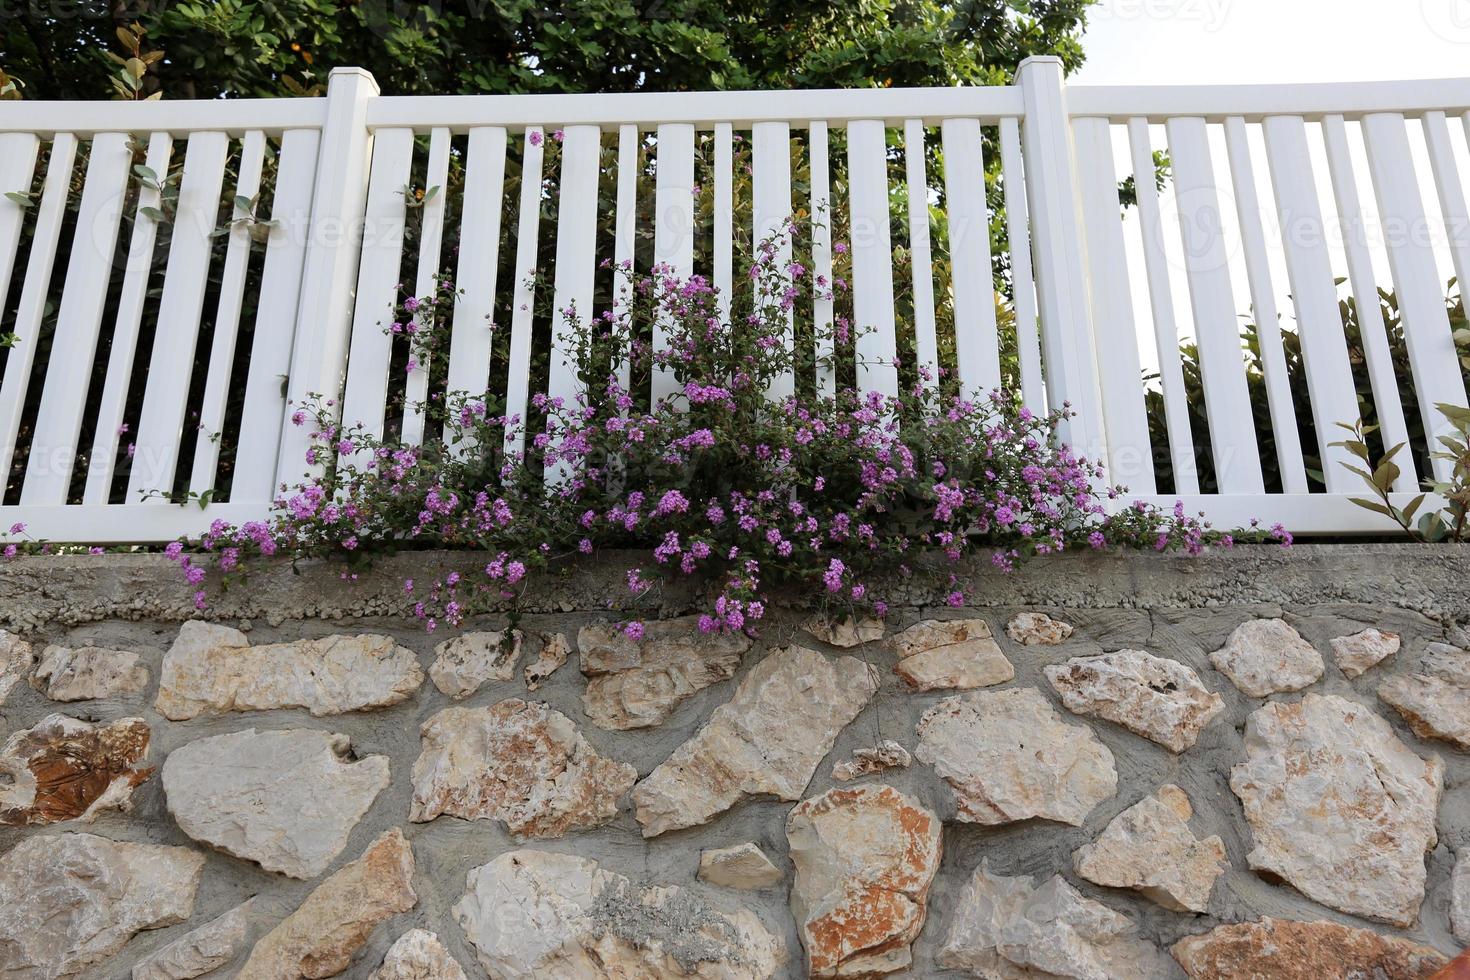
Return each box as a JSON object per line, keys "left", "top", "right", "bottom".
{"left": 169, "top": 223, "right": 1285, "bottom": 634}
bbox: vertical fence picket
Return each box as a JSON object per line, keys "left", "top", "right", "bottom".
{"left": 402, "top": 126, "right": 452, "bottom": 446}
{"left": 127, "top": 130, "right": 230, "bottom": 503}
{"left": 0, "top": 133, "right": 40, "bottom": 323}
{"left": 904, "top": 119, "right": 939, "bottom": 390}
{"left": 809, "top": 121, "right": 835, "bottom": 398}
{"left": 503, "top": 128, "right": 544, "bottom": 458}
{"left": 940, "top": 117, "right": 999, "bottom": 399}
{"left": 1127, "top": 119, "right": 1198, "bottom": 494}
{"left": 339, "top": 127, "right": 414, "bottom": 462}
{"left": 1222, "top": 117, "right": 1308, "bottom": 493}
{"left": 1362, "top": 111, "right": 1470, "bottom": 482}
{"left": 548, "top": 124, "right": 601, "bottom": 417}
{"left": 188, "top": 129, "right": 268, "bottom": 495}
{"left": 1165, "top": 116, "right": 1265, "bottom": 493}
{"left": 754, "top": 121, "right": 796, "bottom": 399}
{"left": 847, "top": 120, "right": 899, "bottom": 398}
{"left": 84, "top": 132, "right": 175, "bottom": 505}
{"left": 713, "top": 122, "right": 733, "bottom": 323}
{"left": 446, "top": 126, "right": 508, "bottom": 401}
{"left": 1260, "top": 114, "right": 1361, "bottom": 492}
{"left": 1072, "top": 117, "right": 1154, "bottom": 492}
{"left": 21, "top": 132, "right": 132, "bottom": 504}
{"left": 230, "top": 128, "right": 320, "bottom": 502}
{"left": 1422, "top": 111, "right": 1470, "bottom": 304}
{"left": 0, "top": 132, "right": 76, "bottom": 490}
{"left": 1322, "top": 115, "right": 1417, "bottom": 493}
{"left": 999, "top": 116, "right": 1043, "bottom": 414}
{"left": 612, "top": 125, "right": 639, "bottom": 399}
{"left": 652, "top": 123, "right": 695, "bottom": 403}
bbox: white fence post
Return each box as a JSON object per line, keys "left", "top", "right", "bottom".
{"left": 1016, "top": 57, "right": 1108, "bottom": 471}
{"left": 274, "top": 67, "right": 379, "bottom": 491}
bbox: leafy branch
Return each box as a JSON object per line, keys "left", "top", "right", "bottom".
{"left": 1334, "top": 403, "right": 1470, "bottom": 542}
{"left": 107, "top": 23, "right": 165, "bottom": 102}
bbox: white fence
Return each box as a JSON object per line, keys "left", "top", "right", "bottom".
{"left": 0, "top": 59, "right": 1466, "bottom": 542}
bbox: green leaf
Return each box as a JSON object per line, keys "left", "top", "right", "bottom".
{"left": 1348, "top": 496, "right": 1394, "bottom": 518}
{"left": 1437, "top": 402, "right": 1470, "bottom": 427}
{"left": 1419, "top": 512, "right": 1449, "bottom": 542}
{"left": 3, "top": 191, "right": 32, "bottom": 208}
{"left": 1400, "top": 494, "right": 1427, "bottom": 524}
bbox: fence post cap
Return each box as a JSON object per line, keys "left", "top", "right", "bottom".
{"left": 1016, "top": 55, "right": 1065, "bottom": 71}
{"left": 326, "top": 66, "right": 381, "bottom": 95}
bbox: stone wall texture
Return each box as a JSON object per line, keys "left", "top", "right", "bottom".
{"left": 0, "top": 544, "right": 1466, "bottom": 978}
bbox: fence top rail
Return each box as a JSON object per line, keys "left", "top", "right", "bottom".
{"left": 1066, "top": 76, "right": 1470, "bottom": 123}
{"left": 363, "top": 86, "right": 1027, "bottom": 131}
{"left": 0, "top": 96, "right": 328, "bottom": 137}
{"left": 7, "top": 74, "right": 1470, "bottom": 138}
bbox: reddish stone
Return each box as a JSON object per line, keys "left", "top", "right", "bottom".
{"left": 1172, "top": 918, "right": 1447, "bottom": 980}
{"left": 787, "top": 785, "right": 942, "bottom": 977}
{"left": 0, "top": 715, "right": 153, "bottom": 826}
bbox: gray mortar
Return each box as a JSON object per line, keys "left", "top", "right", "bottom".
{"left": 0, "top": 546, "right": 1462, "bottom": 977}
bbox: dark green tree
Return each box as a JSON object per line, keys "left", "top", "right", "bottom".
{"left": 4, "top": 0, "right": 1096, "bottom": 101}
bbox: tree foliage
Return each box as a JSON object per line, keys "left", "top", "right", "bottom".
{"left": 4, "top": 0, "right": 1096, "bottom": 101}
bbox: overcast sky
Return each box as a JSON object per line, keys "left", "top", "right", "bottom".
{"left": 1076, "top": 0, "right": 1470, "bottom": 85}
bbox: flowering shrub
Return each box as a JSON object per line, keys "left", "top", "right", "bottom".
{"left": 172, "top": 224, "right": 1283, "bottom": 633}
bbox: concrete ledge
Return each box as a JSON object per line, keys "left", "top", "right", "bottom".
{"left": 0, "top": 543, "right": 1466, "bottom": 630}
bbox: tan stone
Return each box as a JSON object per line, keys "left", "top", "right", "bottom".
{"left": 938, "top": 860, "right": 1174, "bottom": 978}
{"left": 368, "top": 929, "right": 468, "bottom": 980}
{"left": 455, "top": 849, "right": 786, "bottom": 978}
{"left": 132, "top": 898, "right": 255, "bottom": 980}
{"left": 0, "top": 629, "right": 35, "bottom": 704}
{"left": 0, "top": 833, "right": 204, "bottom": 978}
{"left": 1006, "top": 612, "right": 1074, "bottom": 646}
{"left": 162, "top": 728, "right": 390, "bottom": 879}
{"left": 410, "top": 698, "right": 635, "bottom": 838}
{"left": 890, "top": 618, "right": 1014, "bottom": 692}
{"left": 698, "top": 843, "right": 783, "bottom": 890}
{"left": 804, "top": 614, "right": 885, "bottom": 648}
{"left": 1332, "top": 627, "right": 1401, "bottom": 678}
{"left": 831, "top": 740, "right": 911, "bottom": 782}
{"left": 237, "top": 829, "right": 417, "bottom": 980}
{"left": 1171, "top": 917, "right": 1447, "bottom": 979}
{"left": 579, "top": 617, "right": 749, "bottom": 730}
{"left": 429, "top": 629, "right": 522, "bottom": 699}
{"left": 633, "top": 645, "right": 879, "bottom": 838}
{"left": 916, "top": 687, "right": 1116, "bottom": 826}
{"left": 1046, "top": 649, "right": 1225, "bottom": 752}
{"left": 1073, "top": 784, "right": 1227, "bottom": 913}
{"left": 1231, "top": 694, "right": 1443, "bottom": 926}
{"left": 1209, "top": 618, "right": 1324, "bottom": 697}
{"left": 155, "top": 622, "right": 423, "bottom": 720}
{"left": 524, "top": 631, "right": 571, "bottom": 691}
{"left": 1425, "top": 642, "right": 1470, "bottom": 684}
{"left": 0, "top": 714, "right": 153, "bottom": 826}
{"left": 787, "top": 785, "right": 942, "bottom": 978}
{"left": 1379, "top": 644, "right": 1470, "bottom": 751}
{"left": 32, "top": 645, "right": 149, "bottom": 701}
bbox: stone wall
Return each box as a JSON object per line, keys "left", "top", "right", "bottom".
{"left": 0, "top": 544, "right": 1466, "bottom": 978}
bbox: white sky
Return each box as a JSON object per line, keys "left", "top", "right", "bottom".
{"left": 1076, "top": 0, "right": 1470, "bottom": 85}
